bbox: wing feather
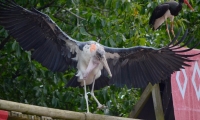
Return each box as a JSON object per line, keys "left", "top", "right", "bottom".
{"left": 144, "top": 58, "right": 161, "bottom": 83}
{"left": 148, "top": 54, "right": 171, "bottom": 75}
{"left": 147, "top": 56, "right": 163, "bottom": 80}
{"left": 0, "top": 1, "right": 79, "bottom": 72}
{"left": 134, "top": 62, "right": 144, "bottom": 87}
{"left": 1, "top": 1, "right": 199, "bottom": 89}
{"left": 103, "top": 30, "right": 199, "bottom": 88}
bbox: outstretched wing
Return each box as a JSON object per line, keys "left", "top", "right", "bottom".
{"left": 0, "top": 1, "right": 80, "bottom": 72}
{"left": 103, "top": 30, "right": 199, "bottom": 88}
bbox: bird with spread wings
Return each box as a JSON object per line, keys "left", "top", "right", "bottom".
{"left": 0, "top": 1, "right": 199, "bottom": 113}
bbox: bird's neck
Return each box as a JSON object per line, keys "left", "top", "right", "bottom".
{"left": 178, "top": 0, "right": 184, "bottom": 5}
{"left": 177, "top": 3, "right": 182, "bottom": 10}
{"left": 178, "top": 4, "right": 183, "bottom": 7}
{"left": 176, "top": 1, "right": 183, "bottom": 11}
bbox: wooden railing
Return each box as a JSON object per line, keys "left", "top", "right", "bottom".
{"left": 0, "top": 84, "right": 165, "bottom": 120}
{"left": 0, "top": 99, "right": 139, "bottom": 120}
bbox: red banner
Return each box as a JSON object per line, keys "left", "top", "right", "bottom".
{"left": 171, "top": 49, "right": 200, "bottom": 120}
{"left": 0, "top": 110, "right": 8, "bottom": 120}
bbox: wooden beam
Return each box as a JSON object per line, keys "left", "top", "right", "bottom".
{"left": 85, "top": 113, "right": 140, "bottom": 120}
{"left": 0, "top": 99, "right": 139, "bottom": 120}
{"left": 0, "top": 99, "right": 84, "bottom": 120}
{"left": 152, "top": 84, "right": 164, "bottom": 120}
{"left": 8, "top": 111, "right": 51, "bottom": 120}
{"left": 128, "top": 84, "right": 153, "bottom": 118}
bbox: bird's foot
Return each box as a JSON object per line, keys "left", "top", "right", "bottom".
{"left": 86, "top": 111, "right": 91, "bottom": 114}
{"left": 97, "top": 104, "right": 107, "bottom": 110}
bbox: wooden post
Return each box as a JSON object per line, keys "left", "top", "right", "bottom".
{"left": 128, "top": 84, "right": 153, "bottom": 118}
{"left": 129, "top": 84, "right": 165, "bottom": 120}
{"left": 152, "top": 84, "right": 164, "bottom": 120}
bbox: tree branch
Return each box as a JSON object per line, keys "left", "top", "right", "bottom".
{"left": 64, "top": 9, "right": 86, "bottom": 21}
{"left": 37, "top": 0, "right": 56, "bottom": 11}
{"left": 83, "top": 25, "right": 102, "bottom": 42}
{"left": 54, "top": 3, "right": 86, "bottom": 21}
{"left": 53, "top": 14, "right": 74, "bottom": 26}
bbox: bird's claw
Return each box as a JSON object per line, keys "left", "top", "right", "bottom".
{"left": 86, "top": 111, "right": 91, "bottom": 114}
{"left": 97, "top": 104, "right": 107, "bottom": 109}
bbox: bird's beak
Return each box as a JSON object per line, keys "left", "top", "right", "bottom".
{"left": 83, "top": 56, "right": 112, "bottom": 79}
{"left": 184, "top": 0, "right": 194, "bottom": 11}
{"left": 101, "top": 56, "right": 112, "bottom": 78}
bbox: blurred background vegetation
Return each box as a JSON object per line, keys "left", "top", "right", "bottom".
{"left": 0, "top": 0, "right": 199, "bottom": 117}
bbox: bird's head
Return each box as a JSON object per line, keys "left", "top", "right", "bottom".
{"left": 89, "top": 42, "right": 105, "bottom": 58}
{"left": 96, "top": 48, "right": 105, "bottom": 60}
{"left": 89, "top": 43, "right": 112, "bottom": 78}
{"left": 83, "top": 42, "right": 112, "bottom": 79}
{"left": 182, "top": 0, "right": 194, "bottom": 11}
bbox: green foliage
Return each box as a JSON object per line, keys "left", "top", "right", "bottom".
{"left": 0, "top": 0, "right": 199, "bottom": 117}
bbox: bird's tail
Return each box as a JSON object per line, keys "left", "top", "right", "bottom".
{"left": 65, "top": 76, "right": 80, "bottom": 88}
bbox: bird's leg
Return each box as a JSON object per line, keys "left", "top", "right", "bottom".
{"left": 84, "top": 80, "right": 90, "bottom": 113}
{"left": 165, "top": 20, "right": 171, "bottom": 41}
{"left": 170, "top": 21, "right": 179, "bottom": 44}
{"left": 170, "top": 21, "right": 175, "bottom": 37}
{"left": 83, "top": 58, "right": 100, "bottom": 113}
{"left": 90, "top": 77, "right": 107, "bottom": 109}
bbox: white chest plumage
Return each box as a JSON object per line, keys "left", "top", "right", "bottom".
{"left": 154, "top": 9, "right": 174, "bottom": 30}
{"left": 76, "top": 43, "right": 103, "bottom": 86}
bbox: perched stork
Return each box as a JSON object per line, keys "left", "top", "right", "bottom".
{"left": 149, "top": 0, "right": 194, "bottom": 41}
{"left": 0, "top": 1, "right": 199, "bottom": 113}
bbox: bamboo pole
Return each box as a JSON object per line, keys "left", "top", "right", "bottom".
{"left": 0, "top": 99, "right": 139, "bottom": 120}
{"left": 0, "top": 99, "right": 84, "bottom": 120}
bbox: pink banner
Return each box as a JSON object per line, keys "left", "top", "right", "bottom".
{"left": 171, "top": 49, "right": 200, "bottom": 120}
{"left": 0, "top": 110, "right": 8, "bottom": 120}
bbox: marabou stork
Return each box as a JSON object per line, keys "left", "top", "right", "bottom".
{"left": 149, "top": 0, "right": 194, "bottom": 41}
{"left": 0, "top": 1, "right": 199, "bottom": 113}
